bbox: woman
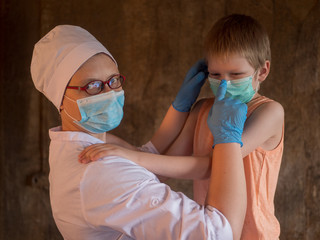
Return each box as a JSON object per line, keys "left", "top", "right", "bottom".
{"left": 31, "top": 25, "right": 247, "bottom": 240}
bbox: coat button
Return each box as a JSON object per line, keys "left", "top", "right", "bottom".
{"left": 151, "top": 198, "right": 160, "bottom": 206}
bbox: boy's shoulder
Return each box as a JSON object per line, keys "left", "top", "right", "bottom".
{"left": 249, "top": 95, "right": 284, "bottom": 122}
{"left": 195, "top": 97, "right": 215, "bottom": 106}
{"left": 193, "top": 96, "right": 284, "bottom": 123}
{"left": 190, "top": 98, "right": 217, "bottom": 122}
{"left": 246, "top": 95, "right": 284, "bottom": 150}
{"left": 193, "top": 97, "right": 214, "bottom": 112}
{"left": 249, "top": 95, "right": 283, "bottom": 111}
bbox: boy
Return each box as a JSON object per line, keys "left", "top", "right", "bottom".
{"left": 191, "top": 14, "right": 284, "bottom": 239}
{"left": 80, "top": 14, "right": 284, "bottom": 239}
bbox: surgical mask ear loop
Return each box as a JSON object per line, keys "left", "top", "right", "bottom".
{"left": 63, "top": 107, "right": 79, "bottom": 122}
{"left": 63, "top": 94, "right": 77, "bottom": 103}
{"left": 61, "top": 95, "right": 80, "bottom": 122}
{"left": 252, "top": 70, "right": 260, "bottom": 93}
{"left": 255, "top": 81, "right": 260, "bottom": 92}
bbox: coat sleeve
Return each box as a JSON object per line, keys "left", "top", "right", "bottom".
{"left": 80, "top": 157, "right": 232, "bottom": 240}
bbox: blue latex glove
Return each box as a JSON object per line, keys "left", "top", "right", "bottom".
{"left": 172, "top": 59, "right": 207, "bottom": 112}
{"left": 207, "top": 80, "right": 248, "bottom": 147}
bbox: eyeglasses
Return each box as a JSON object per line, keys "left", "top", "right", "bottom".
{"left": 67, "top": 74, "right": 125, "bottom": 95}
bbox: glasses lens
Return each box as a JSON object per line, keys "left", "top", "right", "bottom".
{"left": 108, "top": 75, "right": 123, "bottom": 89}
{"left": 86, "top": 80, "right": 103, "bottom": 95}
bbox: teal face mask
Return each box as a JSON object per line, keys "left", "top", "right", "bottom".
{"left": 208, "top": 75, "right": 257, "bottom": 103}
{"left": 64, "top": 90, "right": 125, "bottom": 133}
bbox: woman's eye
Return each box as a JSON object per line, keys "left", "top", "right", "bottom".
{"left": 108, "top": 76, "right": 121, "bottom": 87}
{"left": 87, "top": 81, "right": 102, "bottom": 89}
{"left": 109, "top": 77, "right": 118, "bottom": 85}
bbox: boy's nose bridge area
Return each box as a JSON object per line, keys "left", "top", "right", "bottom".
{"left": 1, "top": 1, "right": 320, "bottom": 240}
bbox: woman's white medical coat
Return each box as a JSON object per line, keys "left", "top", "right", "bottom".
{"left": 48, "top": 127, "right": 232, "bottom": 240}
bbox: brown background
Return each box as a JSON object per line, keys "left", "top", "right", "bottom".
{"left": 0, "top": 0, "right": 319, "bottom": 239}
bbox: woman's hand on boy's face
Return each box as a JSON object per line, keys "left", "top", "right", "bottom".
{"left": 78, "top": 143, "right": 129, "bottom": 164}
{"left": 207, "top": 80, "right": 248, "bottom": 147}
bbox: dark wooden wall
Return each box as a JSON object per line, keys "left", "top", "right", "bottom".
{"left": 0, "top": 0, "right": 319, "bottom": 239}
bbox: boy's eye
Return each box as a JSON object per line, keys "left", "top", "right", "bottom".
{"left": 210, "top": 73, "right": 220, "bottom": 77}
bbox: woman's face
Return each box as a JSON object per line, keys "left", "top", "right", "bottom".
{"left": 60, "top": 53, "right": 122, "bottom": 132}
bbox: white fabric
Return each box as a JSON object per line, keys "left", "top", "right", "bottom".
{"left": 31, "top": 25, "right": 117, "bottom": 111}
{"left": 48, "top": 127, "right": 232, "bottom": 240}
{"left": 137, "top": 141, "right": 160, "bottom": 154}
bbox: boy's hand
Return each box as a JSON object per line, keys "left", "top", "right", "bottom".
{"left": 172, "top": 59, "right": 208, "bottom": 112}
{"left": 78, "top": 143, "right": 134, "bottom": 164}
{"left": 207, "top": 80, "right": 248, "bottom": 147}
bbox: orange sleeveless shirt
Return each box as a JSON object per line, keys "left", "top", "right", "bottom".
{"left": 193, "top": 96, "right": 284, "bottom": 240}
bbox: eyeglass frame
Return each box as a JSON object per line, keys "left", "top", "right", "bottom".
{"left": 66, "top": 74, "right": 125, "bottom": 95}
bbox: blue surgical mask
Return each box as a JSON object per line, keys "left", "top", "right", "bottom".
{"left": 208, "top": 74, "right": 258, "bottom": 103}
{"left": 64, "top": 90, "right": 125, "bottom": 133}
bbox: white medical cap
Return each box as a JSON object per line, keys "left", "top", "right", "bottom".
{"left": 30, "top": 25, "right": 117, "bottom": 111}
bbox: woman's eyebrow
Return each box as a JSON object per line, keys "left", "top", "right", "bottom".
{"left": 68, "top": 77, "right": 98, "bottom": 87}
{"left": 105, "top": 73, "right": 119, "bottom": 80}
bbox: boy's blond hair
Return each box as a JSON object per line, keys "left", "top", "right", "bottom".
{"left": 205, "top": 14, "right": 271, "bottom": 70}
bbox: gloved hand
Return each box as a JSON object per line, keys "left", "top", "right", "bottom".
{"left": 207, "top": 80, "right": 248, "bottom": 147}
{"left": 172, "top": 59, "right": 207, "bottom": 112}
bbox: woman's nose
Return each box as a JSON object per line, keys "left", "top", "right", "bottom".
{"left": 101, "top": 84, "right": 112, "bottom": 94}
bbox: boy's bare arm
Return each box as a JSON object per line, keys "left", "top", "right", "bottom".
{"left": 241, "top": 101, "right": 284, "bottom": 157}
{"left": 79, "top": 100, "right": 209, "bottom": 181}
{"left": 103, "top": 133, "right": 138, "bottom": 150}
{"left": 80, "top": 101, "right": 210, "bottom": 180}
{"left": 164, "top": 99, "right": 205, "bottom": 156}
{"left": 150, "top": 106, "right": 189, "bottom": 154}
{"left": 79, "top": 143, "right": 211, "bottom": 179}
{"left": 133, "top": 153, "right": 211, "bottom": 179}
{"left": 151, "top": 59, "right": 207, "bottom": 154}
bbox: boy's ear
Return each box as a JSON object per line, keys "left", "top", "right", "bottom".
{"left": 257, "top": 60, "right": 270, "bottom": 83}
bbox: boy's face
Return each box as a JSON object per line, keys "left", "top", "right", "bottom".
{"left": 207, "top": 53, "right": 259, "bottom": 88}
{"left": 207, "top": 53, "right": 270, "bottom": 102}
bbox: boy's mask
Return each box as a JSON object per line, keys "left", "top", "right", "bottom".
{"left": 64, "top": 90, "right": 125, "bottom": 133}
{"left": 208, "top": 74, "right": 258, "bottom": 103}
